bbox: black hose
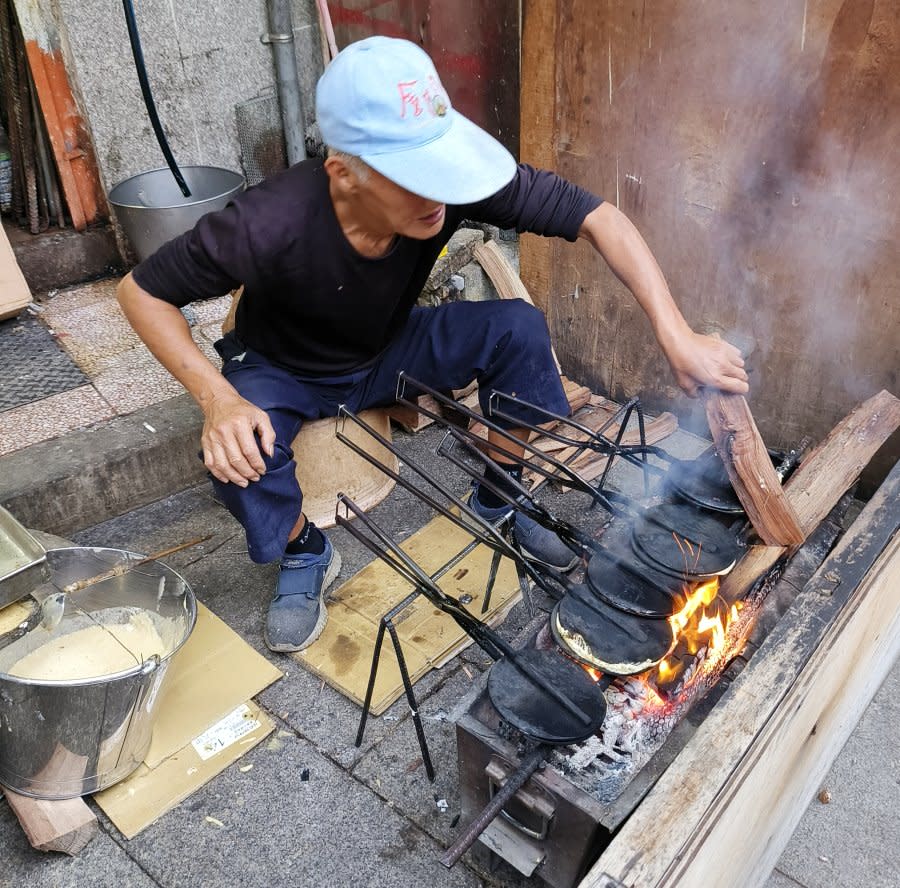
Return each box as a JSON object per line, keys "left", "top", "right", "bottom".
{"left": 121, "top": 0, "right": 191, "bottom": 197}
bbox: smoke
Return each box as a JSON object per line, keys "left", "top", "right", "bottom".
{"left": 694, "top": 1, "right": 899, "bottom": 406}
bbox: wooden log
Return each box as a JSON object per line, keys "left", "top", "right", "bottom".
{"left": 580, "top": 458, "right": 900, "bottom": 888}
{"left": 784, "top": 389, "right": 900, "bottom": 536}
{"left": 3, "top": 788, "right": 99, "bottom": 855}
{"left": 473, "top": 239, "right": 563, "bottom": 373}
{"left": 703, "top": 391, "right": 804, "bottom": 546}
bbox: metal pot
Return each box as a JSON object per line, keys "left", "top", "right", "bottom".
{"left": 0, "top": 547, "right": 196, "bottom": 799}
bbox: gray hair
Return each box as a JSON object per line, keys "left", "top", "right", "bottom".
{"left": 326, "top": 147, "right": 371, "bottom": 181}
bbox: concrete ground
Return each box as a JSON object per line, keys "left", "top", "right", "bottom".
{"left": 0, "top": 277, "right": 898, "bottom": 888}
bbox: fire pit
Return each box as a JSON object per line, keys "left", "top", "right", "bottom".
{"left": 330, "top": 379, "right": 900, "bottom": 886}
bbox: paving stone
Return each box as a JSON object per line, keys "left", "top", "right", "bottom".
{"left": 773, "top": 661, "right": 900, "bottom": 888}
{"left": 0, "top": 798, "right": 158, "bottom": 888}
{"left": 352, "top": 666, "right": 486, "bottom": 846}
{"left": 116, "top": 729, "right": 481, "bottom": 888}
{"left": 764, "top": 869, "right": 806, "bottom": 887}
{"left": 0, "top": 385, "right": 114, "bottom": 456}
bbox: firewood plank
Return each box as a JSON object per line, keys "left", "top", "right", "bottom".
{"left": 579, "top": 459, "right": 900, "bottom": 888}
{"left": 784, "top": 389, "right": 900, "bottom": 536}
{"left": 473, "top": 239, "right": 563, "bottom": 374}
{"left": 3, "top": 788, "right": 99, "bottom": 855}
{"left": 703, "top": 391, "right": 805, "bottom": 546}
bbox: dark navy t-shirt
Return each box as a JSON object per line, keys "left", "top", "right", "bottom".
{"left": 133, "top": 159, "right": 602, "bottom": 376}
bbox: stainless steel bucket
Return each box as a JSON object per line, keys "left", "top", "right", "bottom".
{"left": 107, "top": 166, "right": 245, "bottom": 262}
{"left": 0, "top": 547, "right": 196, "bottom": 798}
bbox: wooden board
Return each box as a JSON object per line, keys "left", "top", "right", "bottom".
{"left": 580, "top": 459, "right": 900, "bottom": 888}
{"left": 785, "top": 390, "right": 900, "bottom": 536}
{"left": 703, "top": 391, "right": 804, "bottom": 546}
{"left": 521, "top": 0, "right": 900, "bottom": 488}
{"left": 295, "top": 511, "right": 521, "bottom": 715}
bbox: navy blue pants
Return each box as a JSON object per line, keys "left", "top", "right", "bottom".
{"left": 212, "top": 299, "right": 568, "bottom": 563}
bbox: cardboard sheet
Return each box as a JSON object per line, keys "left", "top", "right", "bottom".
{"left": 0, "top": 223, "right": 30, "bottom": 321}
{"left": 93, "top": 603, "right": 282, "bottom": 837}
{"left": 297, "top": 512, "right": 521, "bottom": 714}
{"left": 143, "top": 604, "right": 281, "bottom": 768}
{"left": 94, "top": 702, "right": 274, "bottom": 839}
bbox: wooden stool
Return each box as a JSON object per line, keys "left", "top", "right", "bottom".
{"left": 221, "top": 289, "right": 397, "bottom": 528}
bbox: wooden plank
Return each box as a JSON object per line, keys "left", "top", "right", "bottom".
{"left": 785, "top": 390, "right": 900, "bottom": 536}
{"left": 3, "top": 788, "right": 99, "bottom": 854}
{"left": 473, "top": 239, "right": 563, "bottom": 373}
{"left": 703, "top": 391, "right": 804, "bottom": 546}
{"left": 581, "top": 459, "right": 900, "bottom": 888}
{"left": 519, "top": 0, "right": 558, "bottom": 314}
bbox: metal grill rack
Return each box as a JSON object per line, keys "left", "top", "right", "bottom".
{"left": 331, "top": 375, "right": 659, "bottom": 779}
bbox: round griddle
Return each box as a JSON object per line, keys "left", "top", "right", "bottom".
{"left": 487, "top": 647, "right": 608, "bottom": 744}
{"left": 667, "top": 450, "right": 744, "bottom": 514}
{"left": 586, "top": 543, "right": 680, "bottom": 618}
{"left": 550, "top": 585, "right": 673, "bottom": 676}
{"left": 631, "top": 503, "right": 740, "bottom": 580}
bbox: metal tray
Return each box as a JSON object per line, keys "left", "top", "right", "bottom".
{"left": 0, "top": 506, "right": 49, "bottom": 610}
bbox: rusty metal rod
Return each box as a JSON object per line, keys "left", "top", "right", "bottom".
{"left": 439, "top": 744, "right": 550, "bottom": 868}
{"left": 60, "top": 536, "right": 210, "bottom": 594}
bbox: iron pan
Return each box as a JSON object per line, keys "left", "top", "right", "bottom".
{"left": 487, "top": 647, "right": 608, "bottom": 744}
{"left": 587, "top": 540, "right": 680, "bottom": 618}
{"left": 631, "top": 503, "right": 740, "bottom": 580}
{"left": 667, "top": 449, "right": 745, "bottom": 514}
{"left": 550, "top": 585, "right": 673, "bottom": 676}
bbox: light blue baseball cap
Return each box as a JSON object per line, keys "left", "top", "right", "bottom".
{"left": 316, "top": 36, "right": 517, "bottom": 204}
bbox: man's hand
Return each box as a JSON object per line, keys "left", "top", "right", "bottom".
{"left": 201, "top": 393, "right": 277, "bottom": 486}
{"left": 661, "top": 330, "right": 749, "bottom": 398}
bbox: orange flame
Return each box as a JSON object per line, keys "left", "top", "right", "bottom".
{"left": 656, "top": 577, "right": 743, "bottom": 685}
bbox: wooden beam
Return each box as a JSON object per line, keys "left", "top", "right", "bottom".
{"left": 785, "top": 389, "right": 900, "bottom": 536}
{"left": 3, "top": 788, "right": 99, "bottom": 854}
{"left": 703, "top": 391, "right": 805, "bottom": 546}
{"left": 580, "top": 459, "right": 900, "bottom": 888}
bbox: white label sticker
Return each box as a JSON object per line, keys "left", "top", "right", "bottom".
{"left": 191, "top": 703, "right": 261, "bottom": 761}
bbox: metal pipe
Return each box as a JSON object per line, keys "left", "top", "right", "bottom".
{"left": 121, "top": 0, "right": 191, "bottom": 197}
{"left": 265, "top": 0, "right": 307, "bottom": 165}
{"left": 439, "top": 744, "right": 550, "bottom": 868}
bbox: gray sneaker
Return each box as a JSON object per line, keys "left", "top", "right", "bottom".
{"left": 469, "top": 485, "right": 580, "bottom": 572}
{"left": 265, "top": 536, "right": 342, "bottom": 652}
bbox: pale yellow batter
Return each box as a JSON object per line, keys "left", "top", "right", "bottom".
{"left": 8, "top": 610, "right": 170, "bottom": 681}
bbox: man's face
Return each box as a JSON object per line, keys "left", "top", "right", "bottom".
{"left": 329, "top": 158, "right": 446, "bottom": 240}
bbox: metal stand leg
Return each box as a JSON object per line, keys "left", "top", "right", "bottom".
{"left": 387, "top": 621, "right": 436, "bottom": 783}
{"left": 355, "top": 605, "right": 436, "bottom": 783}
{"left": 355, "top": 620, "right": 387, "bottom": 748}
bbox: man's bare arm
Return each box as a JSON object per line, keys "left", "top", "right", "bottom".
{"left": 578, "top": 202, "right": 748, "bottom": 397}
{"left": 117, "top": 273, "right": 275, "bottom": 486}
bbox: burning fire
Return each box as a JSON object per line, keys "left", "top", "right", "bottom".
{"left": 656, "top": 576, "right": 743, "bottom": 685}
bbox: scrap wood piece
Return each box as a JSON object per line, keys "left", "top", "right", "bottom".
{"left": 3, "top": 787, "right": 99, "bottom": 855}
{"left": 473, "top": 239, "right": 562, "bottom": 373}
{"left": 784, "top": 389, "right": 900, "bottom": 536}
{"left": 703, "top": 391, "right": 804, "bottom": 547}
